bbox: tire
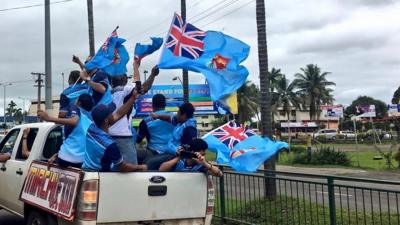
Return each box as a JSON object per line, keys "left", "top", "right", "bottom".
{"left": 26, "top": 210, "right": 47, "bottom": 225}
{"left": 26, "top": 210, "right": 58, "bottom": 225}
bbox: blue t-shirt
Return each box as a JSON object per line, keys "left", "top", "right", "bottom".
{"left": 83, "top": 124, "right": 123, "bottom": 172}
{"left": 174, "top": 159, "right": 206, "bottom": 173}
{"left": 63, "top": 105, "right": 80, "bottom": 139}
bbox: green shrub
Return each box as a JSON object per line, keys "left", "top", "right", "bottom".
{"left": 290, "top": 145, "right": 307, "bottom": 153}
{"left": 290, "top": 146, "right": 351, "bottom": 166}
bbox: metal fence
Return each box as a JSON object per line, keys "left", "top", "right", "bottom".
{"left": 212, "top": 166, "right": 400, "bottom": 225}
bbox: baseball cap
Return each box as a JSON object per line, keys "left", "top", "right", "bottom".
{"left": 91, "top": 103, "right": 116, "bottom": 126}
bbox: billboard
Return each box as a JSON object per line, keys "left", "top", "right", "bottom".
{"left": 388, "top": 104, "right": 400, "bottom": 117}
{"left": 135, "top": 84, "right": 237, "bottom": 116}
{"left": 320, "top": 105, "right": 344, "bottom": 118}
{"left": 356, "top": 105, "right": 376, "bottom": 118}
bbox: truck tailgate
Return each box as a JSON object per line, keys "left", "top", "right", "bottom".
{"left": 96, "top": 172, "right": 208, "bottom": 223}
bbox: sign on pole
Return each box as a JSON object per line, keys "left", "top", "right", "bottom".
{"left": 320, "top": 105, "right": 344, "bottom": 118}
{"left": 356, "top": 105, "right": 376, "bottom": 118}
{"left": 20, "top": 161, "right": 83, "bottom": 221}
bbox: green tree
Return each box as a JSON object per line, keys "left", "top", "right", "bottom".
{"left": 272, "top": 76, "right": 301, "bottom": 146}
{"left": 392, "top": 86, "right": 400, "bottom": 104}
{"left": 5, "top": 100, "right": 23, "bottom": 123}
{"left": 237, "top": 81, "right": 260, "bottom": 124}
{"left": 344, "top": 96, "right": 387, "bottom": 119}
{"left": 293, "top": 64, "right": 336, "bottom": 120}
{"left": 268, "top": 67, "right": 284, "bottom": 93}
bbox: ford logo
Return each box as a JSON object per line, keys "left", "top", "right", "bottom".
{"left": 150, "top": 176, "right": 166, "bottom": 184}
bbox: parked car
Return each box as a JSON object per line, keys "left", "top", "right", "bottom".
{"left": 313, "top": 129, "right": 338, "bottom": 140}
{"left": 0, "top": 123, "right": 215, "bottom": 225}
{"left": 339, "top": 131, "right": 356, "bottom": 139}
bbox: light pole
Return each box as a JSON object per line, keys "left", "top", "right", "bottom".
{"left": 0, "top": 83, "right": 12, "bottom": 128}
{"left": 61, "top": 72, "right": 65, "bottom": 89}
{"left": 350, "top": 114, "right": 360, "bottom": 167}
{"left": 18, "top": 97, "right": 30, "bottom": 123}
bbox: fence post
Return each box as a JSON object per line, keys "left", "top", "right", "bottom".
{"left": 327, "top": 176, "right": 336, "bottom": 225}
{"left": 219, "top": 166, "right": 226, "bottom": 224}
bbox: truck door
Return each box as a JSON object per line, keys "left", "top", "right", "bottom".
{"left": 1, "top": 128, "right": 38, "bottom": 214}
{"left": 0, "top": 128, "right": 21, "bottom": 210}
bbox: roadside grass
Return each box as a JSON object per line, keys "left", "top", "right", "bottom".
{"left": 212, "top": 196, "right": 399, "bottom": 225}
{"left": 278, "top": 150, "right": 400, "bottom": 171}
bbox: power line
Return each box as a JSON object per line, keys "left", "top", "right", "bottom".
{"left": 0, "top": 0, "right": 74, "bottom": 13}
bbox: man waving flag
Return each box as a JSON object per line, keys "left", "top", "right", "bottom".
{"left": 158, "top": 13, "right": 250, "bottom": 101}
{"left": 203, "top": 121, "right": 288, "bottom": 172}
{"left": 85, "top": 27, "right": 130, "bottom": 76}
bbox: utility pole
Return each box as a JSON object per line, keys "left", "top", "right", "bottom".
{"left": 44, "top": 0, "right": 53, "bottom": 114}
{"left": 0, "top": 83, "right": 12, "bottom": 128}
{"left": 181, "top": 0, "right": 189, "bottom": 103}
{"left": 32, "top": 73, "right": 45, "bottom": 113}
{"left": 87, "top": 0, "right": 95, "bottom": 56}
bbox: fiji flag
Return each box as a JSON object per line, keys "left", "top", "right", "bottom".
{"left": 134, "top": 37, "right": 163, "bottom": 62}
{"left": 84, "top": 27, "right": 130, "bottom": 76}
{"left": 203, "top": 121, "right": 288, "bottom": 172}
{"left": 158, "top": 13, "right": 250, "bottom": 101}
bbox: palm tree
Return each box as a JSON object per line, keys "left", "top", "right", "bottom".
{"left": 256, "top": 0, "right": 275, "bottom": 198}
{"left": 181, "top": 0, "right": 189, "bottom": 102}
{"left": 87, "top": 0, "right": 95, "bottom": 56}
{"left": 237, "top": 81, "right": 259, "bottom": 124}
{"left": 293, "top": 64, "right": 336, "bottom": 120}
{"left": 268, "top": 67, "right": 284, "bottom": 93}
{"left": 273, "top": 76, "right": 301, "bottom": 147}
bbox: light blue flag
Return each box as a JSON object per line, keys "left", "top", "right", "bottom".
{"left": 203, "top": 121, "right": 288, "bottom": 172}
{"left": 84, "top": 28, "right": 130, "bottom": 76}
{"left": 157, "top": 14, "right": 250, "bottom": 101}
{"left": 134, "top": 37, "right": 163, "bottom": 60}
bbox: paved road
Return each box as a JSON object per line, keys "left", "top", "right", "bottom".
{"left": 0, "top": 210, "right": 23, "bottom": 225}
{"left": 214, "top": 169, "right": 400, "bottom": 214}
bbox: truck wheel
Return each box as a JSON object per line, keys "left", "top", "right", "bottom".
{"left": 26, "top": 210, "right": 47, "bottom": 225}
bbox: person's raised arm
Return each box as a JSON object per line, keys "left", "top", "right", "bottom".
{"left": 142, "top": 66, "right": 159, "bottom": 93}
{"left": 80, "top": 70, "right": 106, "bottom": 94}
{"left": 72, "top": 55, "right": 85, "bottom": 71}
{"left": 22, "top": 128, "right": 31, "bottom": 158}
{"left": 109, "top": 90, "right": 140, "bottom": 125}
{"left": 159, "top": 156, "right": 180, "bottom": 171}
{"left": 38, "top": 110, "right": 79, "bottom": 126}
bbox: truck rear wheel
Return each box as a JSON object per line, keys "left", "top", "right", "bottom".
{"left": 26, "top": 210, "right": 46, "bottom": 225}
{"left": 26, "top": 210, "right": 58, "bottom": 225}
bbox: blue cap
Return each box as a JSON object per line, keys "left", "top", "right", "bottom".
{"left": 91, "top": 103, "right": 116, "bottom": 126}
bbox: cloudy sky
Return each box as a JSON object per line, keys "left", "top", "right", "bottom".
{"left": 0, "top": 0, "right": 399, "bottom": 114}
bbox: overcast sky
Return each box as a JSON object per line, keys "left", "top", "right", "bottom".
{"left": 0, "top": 0, "right": 399, "bottom": 115}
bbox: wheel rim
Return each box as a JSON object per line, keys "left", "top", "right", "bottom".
{"left": 32, "top": 218, "right": 42, "bottom": 225}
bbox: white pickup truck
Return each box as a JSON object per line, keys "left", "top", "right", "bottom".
{"left": 0, "top": 123, "right": 215, "bottom": 225}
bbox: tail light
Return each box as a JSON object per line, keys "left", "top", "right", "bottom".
{"left": 206, "top": 176, "right": 215, "bottom": 215}
{"left": 77, "top": 180, "right": 98, "bottom": 220}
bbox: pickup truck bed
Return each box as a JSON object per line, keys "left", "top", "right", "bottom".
{"left": 0, "top": 123, "right": 214, "bottom": 225}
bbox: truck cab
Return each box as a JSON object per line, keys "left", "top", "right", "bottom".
{"left": 0, "top": 123, "right": 214, "bottom": 225}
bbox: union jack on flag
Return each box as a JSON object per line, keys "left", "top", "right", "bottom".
{"left": 210, "top": 121, "right": 255, "bottom": 149}
{"left": 165, "top": 13, "right": 206, "bottom": 59}
{"left": 101, "top": 27, "right": 119, "bottom": 51}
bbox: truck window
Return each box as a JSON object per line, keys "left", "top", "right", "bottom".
{"left": 42, "top": 127, "right": 63, "bottom": 160}
{"left": 15, "top": 128, "right": 38, "bottom": 160}
{"left": 0, "top": 129, "right": 20, "bottom": 155}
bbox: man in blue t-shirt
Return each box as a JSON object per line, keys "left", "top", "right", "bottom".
{"left": 136, "top": 94, "right": 174, "bottom": 163}
{"left": 59, "top": 70, "right": 82, "bottom": 118}
{"left": 159, "top": 138, "right": 222, "bottom": 177}
{"left": 144, "top": 102, "right": 197, "bottom": 170}
{"left": 83, "top": 102, "right": 147, "bottom": 172}
{"left": 38, "top": 94, "right": 94, "bottom": 168}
